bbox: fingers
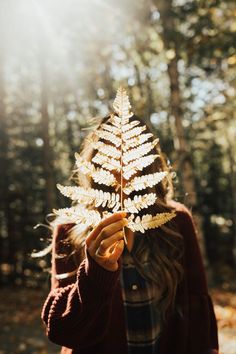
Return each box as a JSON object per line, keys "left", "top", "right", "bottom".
{"left": 96, "top": 239, "right": 124, "bottom": 272}
{"left": 93, "top": 218, "right": 128, "bottom": 249}
{"left": 86, "top": 211, "right": 128, "bottom": 272}
{"left": 108, "top": 240, "right": 125, "bottom": 264}
{"left": 86, "top": 211, "right": 127, "bottom": 247}
{"left": 94, "top": 230, "right": 125, "bottom": 256}
{"left": 88, "top": 218, "right": 127, "bottom": 257}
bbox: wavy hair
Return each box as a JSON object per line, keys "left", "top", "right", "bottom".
{"left": 61, "top": 114, "right": 185, "bottom": 322}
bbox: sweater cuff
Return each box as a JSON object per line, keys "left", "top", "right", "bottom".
{"left": 84, "top": 247, "right": 121, "bottom": 293}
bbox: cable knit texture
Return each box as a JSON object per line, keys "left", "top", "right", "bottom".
{"left": 41, "top": 202, "right": 219, "bottom": 354}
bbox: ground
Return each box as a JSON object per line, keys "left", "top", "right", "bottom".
{"left": 0, "top": 286, "right": 235, "bottom": 354}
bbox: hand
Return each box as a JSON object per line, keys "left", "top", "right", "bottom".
{"left": 86, "top": 211, "right": 128, "bottom": 271}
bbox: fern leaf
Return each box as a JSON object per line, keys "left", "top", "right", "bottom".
{"left": 92, "top": 141, "right": 121, "bottom": 159}
{"left": 108, "top": 115, "right": 140, "bottom": 132}
{"left": 113, "top": 87, "right": 133, "bottom": 120}
{"left": 54, "top": 88, "right": 175, "bottom": 235}
{"left": 123, "top": 125, "right": 147, "bottom": 140}
{"left": 123, "top": 138, "right": 159, "bottom": 164}
{"left": 74, "top": 152, "right": 95, "bottom": 174}
{"left": 107, "top": 114, "right": 122, "bottom": 128}
{"left": 57, "top": 184, "right": 89, "bottom": 202}
{"left": 123, "top": 154, "right": 159, "bottom": 179}
{"left": 92, "top": 152, "right": 121, "bottom": 171}
{"left": 95, "top": 129, "right": 121, "bottom": 147}
{"left": 123, "top": 171, "right": 167, "bottom": 195}
{"left": 52, "top": 205, "right": 101, "bottom": 226}
{"left": 101, "top": 123, "right": 120, "bottom": 135}
{"left": 128, "top": 211, "right": 176, "bottom": 233}
{"left": 75, "top": 153, "right": 117, "bottom": 186}
{"left": 121, "top": 120, "right": 141, "bottom": 133}
{"left": 92, "top": 169, "right": 117, "bottom": 186}
{"left": 124, "top": 193, "right": 157, "bottom": 213}
{"left": 56, "top": 184, "right": 120, "bottom": 211}
{"left": 123, "top": 133, "right": 153, "bottom": 151}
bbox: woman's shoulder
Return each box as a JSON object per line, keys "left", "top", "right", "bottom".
{"left": 168, "top": 201, "right": 203, "bottom": 264}
{"left": 168, "top": 199, "right": 196, "bottom": 231}
{"left": 168, "top": 199, "right": 192, "bottom": 216}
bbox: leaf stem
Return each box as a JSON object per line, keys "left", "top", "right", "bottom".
{"left": 120, "top": 115, "right": 128, "bottom": 245}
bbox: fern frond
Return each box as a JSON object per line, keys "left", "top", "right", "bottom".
{"left": 92, "top": 169, "right": 118, "bottom": 186}
{"left": 107, "top": 114, "right": 122, "bottom": 128}
{"left": 123, "top": 133, "right": 153, "bottom": 151}
{"left": 108, "top": 114, "right": 140, "bottom": 132}
{"left": 124, "top": 193, "right": 157, "bottom": 213}
{"left": 92, "top": 141, "right": 121, "bottom": 159}
{"left": 123, "top": 138, "right": 159, "bottom": 164}
{"left": 123, "top": 171, "right": 168, "bottom": 195}
{"left": 95, "top": 129, "right": 121, "bottom": 147}
{"left": 121, "top": 120, "right": 141, "bottom": 133}
{"left": 113, "top": 87, "right": 133, "bottom": 120}
{"left": 74, "top": 152, "right": 95, "bottom": 174}
{"left": 123, "top": 125, "right": 147, "bottom": 140}
{"left": 52, "top": 205, "right": 101, "bottom": 226}
{"left": 75, "top": 153, "right": 117, "bottom": 186}
{"left": 100, "top": 123, "right": 120, "bottom": 135}
{"left": 54, "top": 88, "right": 175, "bottom": 236}
{"left": 56, "top": 184, "right": 120, "bottom": 211}
{"left": 123, "top": 154, "right": 159, "bottom": 179}
{"left": 128, "top": 211, "right": 176, "bottom": 233}
{"left": 92, "top": 152, "right": 121, "bottom": 171}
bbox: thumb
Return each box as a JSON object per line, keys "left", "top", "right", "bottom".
{"left": 109, "top": 239, "right": 124, "bottom": 263}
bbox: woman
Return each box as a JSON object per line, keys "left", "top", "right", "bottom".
{"left": 41, "top": 113, "right": 219, "bottom": 354}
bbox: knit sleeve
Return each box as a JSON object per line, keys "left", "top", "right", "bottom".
{"left": 179, "top": 208, "right": 219, "bottom": 353}
{"left": 41, "top": 224, "right": 121, "bottom": 349}
{"left": 50, "top": 223, "right": 79, "bottom": 290}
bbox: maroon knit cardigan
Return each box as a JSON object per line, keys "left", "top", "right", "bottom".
{"left": 41, "top": 202, "right": 219, "bottom": 354}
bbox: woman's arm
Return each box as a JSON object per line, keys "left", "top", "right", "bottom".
{"left": 41, "top": 211, "right": 127, "bottom": 349}
{"left": 50, "top": 223, "right": 78, "bottom": 290}
{"left": 41, "top": 223, "right": 121, "bottom": 349}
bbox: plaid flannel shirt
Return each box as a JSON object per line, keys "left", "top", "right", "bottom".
{"left": 120, "top": 235, "right": 163, "bottom": 354}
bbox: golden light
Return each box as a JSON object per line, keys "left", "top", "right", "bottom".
{"left": 0, "top": 0, "right": 126, "bottom": 79}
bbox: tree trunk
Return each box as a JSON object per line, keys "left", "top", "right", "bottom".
{"left": 226, "top": 136, "right": 236, "bottom": 266}
{"left": 0, "top": 51, "right": 17, "bottom": 284}
{"left": 39, "top": 57, "right": 56, "bottom": 214}
{"left": 156, "top": 0, "right": 209, "bottom": 271}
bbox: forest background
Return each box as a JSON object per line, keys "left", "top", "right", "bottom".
{"left": 0, "top": 0, "right": 235, "bottom": 353}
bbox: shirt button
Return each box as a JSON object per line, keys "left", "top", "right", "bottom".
{"left": 132, "top": 284, "right": 138, "bottom": 290}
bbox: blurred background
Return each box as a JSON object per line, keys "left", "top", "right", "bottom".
{"left": 0, "top": 0, "right": 235, "bottom": 353}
